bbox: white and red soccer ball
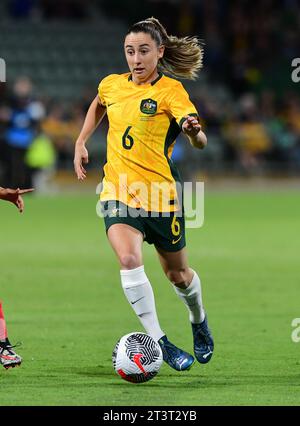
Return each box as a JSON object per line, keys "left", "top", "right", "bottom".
{"left": 112, "top": 332, "right": 163, "bottom": 383}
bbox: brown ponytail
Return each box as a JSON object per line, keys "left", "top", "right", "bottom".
{"left": 126, "top": 17, "right": 204, "bottom": 80}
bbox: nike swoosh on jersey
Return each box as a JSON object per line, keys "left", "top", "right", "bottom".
{"left": 172, "top": 235, "right": 182, "bottom": 245}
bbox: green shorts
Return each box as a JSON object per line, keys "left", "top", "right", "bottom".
{"left": 101, "top": 200, "right": 186, "bottom": 252}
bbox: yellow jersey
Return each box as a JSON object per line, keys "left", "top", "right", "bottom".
{"left": 98, "top": 72, "right": 198, "bottom": 212}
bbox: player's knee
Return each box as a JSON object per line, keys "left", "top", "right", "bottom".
{"left": 166, "top": 268, "right": 189, "bottom": 286}
{"left": 119, "top": 253, "right": 141, "bottom": 270}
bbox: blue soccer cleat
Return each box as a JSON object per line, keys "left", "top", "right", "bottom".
{"left": 192, "top": 316, "right": 214, "bottom": 364}
{"left": 158, "top": 335, "right": 194, "bottom": 371}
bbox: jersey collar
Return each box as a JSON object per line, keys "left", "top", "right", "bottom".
{"left": 128, "top": 71, "right": 163, "bottom": 86}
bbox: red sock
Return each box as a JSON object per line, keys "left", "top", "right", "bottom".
{"left": 0, "top": 301, "right": 8, "bottom": 341}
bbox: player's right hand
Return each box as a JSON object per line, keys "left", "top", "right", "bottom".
{"left": 74, "top": 144, "right": 89, "bottom": 180}
{"left": 0, "top": 187, "right": 34, "bottom": 213}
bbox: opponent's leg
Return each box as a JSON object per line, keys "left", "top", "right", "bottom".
{"left": 156, "top": 246, "right": 214, "bottom": 364}
{"left": 0, "top": 301, "right": 8, "bottom": 342}
{"left": 0, "top": 301, "right": 22, "bottom": 369}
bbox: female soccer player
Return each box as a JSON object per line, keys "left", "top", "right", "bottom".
{"left": 0, "top": 186, "right": 33, "bottom": 368}
{"left": 74, "top": 17, "right": 214, "bottom": 371}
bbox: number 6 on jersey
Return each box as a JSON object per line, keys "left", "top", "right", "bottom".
{"left": 122, "top": 126, "right": 134, "bottom": 150}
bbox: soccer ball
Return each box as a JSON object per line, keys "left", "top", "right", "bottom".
{"left": 112, "top": 332, "right": 163, "bottom": 383}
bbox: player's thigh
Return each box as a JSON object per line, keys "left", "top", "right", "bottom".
{"left": 155, "top": 245, "right": 193, "bottom": 284}
{"left": 107, "top": 223, "right": 144, "bottom": 269}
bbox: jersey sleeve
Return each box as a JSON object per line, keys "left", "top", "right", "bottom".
{"left": 97, "top": 74, "right": 118, "bottom": 107}
{"left": 167, "top": 81, "right": 199, "bottom": 128}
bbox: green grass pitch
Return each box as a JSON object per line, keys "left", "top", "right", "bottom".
{"left": 0, "top": 190, "right": 299, "bottom": 406}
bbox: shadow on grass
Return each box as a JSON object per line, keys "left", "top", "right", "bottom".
{"left": 74, "top": 367, "right": 300, "bottom": 388}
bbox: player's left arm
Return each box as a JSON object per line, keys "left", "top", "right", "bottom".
{"left": 0, "top": 187, "right": 34, "bottom": 213}
{"left": 168, "top": 83, "right": 207, "bottom": 150}
{"left": 182, "top": 115, "right": 207, "bottom": 149}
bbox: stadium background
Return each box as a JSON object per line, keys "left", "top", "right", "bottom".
{"left": 0, "top": 0, "right": 300, "bottom": 406}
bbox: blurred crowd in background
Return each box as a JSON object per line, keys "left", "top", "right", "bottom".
{"left": 1, "top": 0, "right": 300, "bottom": 190}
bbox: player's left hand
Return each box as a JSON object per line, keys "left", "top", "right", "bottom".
{"left": 1, "top": 188, "right": 34, "bottom": 213}
{"left": 182, "top": 115, "right": 201, "bottom": 137}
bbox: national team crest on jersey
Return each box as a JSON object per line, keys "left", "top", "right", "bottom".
{"left": 140, "top": 99, "right": 157, "bottom": 115}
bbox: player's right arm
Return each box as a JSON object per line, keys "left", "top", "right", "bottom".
{"left": 74, "top": 95, "right": 106, "bottom": 180}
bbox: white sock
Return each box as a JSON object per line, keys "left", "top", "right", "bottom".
{"left": 120, "top": 265, "right": 165, "bottom": 342}
{"left": 173, "top": 269, "right": 205, "bottom": 324}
